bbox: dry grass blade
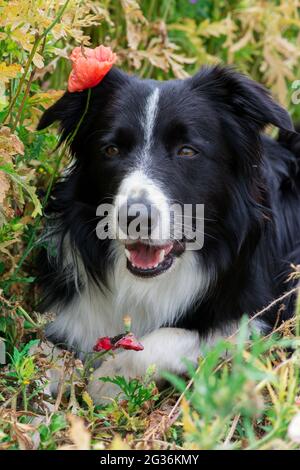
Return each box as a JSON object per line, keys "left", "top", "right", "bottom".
{"left": 59, "top": 414, "right": 91, "bottom": 450}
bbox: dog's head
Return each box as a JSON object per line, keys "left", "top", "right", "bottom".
{"left": 38, "top": 65, "right": 293, "bottom": 279}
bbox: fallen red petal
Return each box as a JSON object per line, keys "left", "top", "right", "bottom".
{"left": 115, "top": 333, "right": 144, "bottom": 351}
{"left": 93, "top": 336, "right": 114, "bottom": 352}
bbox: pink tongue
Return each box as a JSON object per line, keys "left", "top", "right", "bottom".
{"left": 127, "top": 242, "right": 173, "bottom": 269}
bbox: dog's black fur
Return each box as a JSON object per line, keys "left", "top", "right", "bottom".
{"left": 37, "top": 66, "right": 300, "bottom": 348}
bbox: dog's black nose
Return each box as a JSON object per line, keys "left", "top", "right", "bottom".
{"left": 118, "top": 197, "right": 159, "bottom": 238}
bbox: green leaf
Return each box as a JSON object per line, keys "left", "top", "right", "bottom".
{"left": 0, "top": 317, "right": 7, "bottom": 333}
{"left": 0, "top": 163, "right": 42, "bottom": 217}
{"left": 50, "top": 413, "right": 67, "bottom": 433}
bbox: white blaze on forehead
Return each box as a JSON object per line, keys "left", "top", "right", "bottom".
{"left": 112, "top": 88, "right": 169, "bottom": 241}
{"left": 141, "top": 87, "right": 160, "bottom": 164}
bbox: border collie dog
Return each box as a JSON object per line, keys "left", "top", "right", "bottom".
{"left": 37, "top": 66, "right": 300, "bottom": 402}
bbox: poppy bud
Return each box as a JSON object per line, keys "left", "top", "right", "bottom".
{"left": 123, "top": 315, "right": 132, "bottom": 333}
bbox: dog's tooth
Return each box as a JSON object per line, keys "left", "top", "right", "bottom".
{"left": 125, "top": 248, "right": 131, "bottom": 261}
{"left": 158, "top": 250, "right": 165, "bottom": 263}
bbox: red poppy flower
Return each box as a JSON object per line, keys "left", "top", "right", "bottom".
{"left": 93, "top": 336, "right": 114, "bottom": 351}
{"left": 93, "top": 333, "right": 144, "bottom": 352}
{"left": 114, "top": 333, "right": 144, "bottom": 351}
{"left": 67, "top": 45, "right": 117, "bottom": 93}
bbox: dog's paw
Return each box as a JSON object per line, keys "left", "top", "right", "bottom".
{"left": 87, "top": 352, "right": 133, "bottom": 405}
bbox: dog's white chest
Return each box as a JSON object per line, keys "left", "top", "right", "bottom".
{"left": 46, "top": 248, "right": 208, "bottom": 354}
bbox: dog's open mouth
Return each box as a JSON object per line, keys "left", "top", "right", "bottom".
{"left": 124, "top": 241, "right": 185, "bottom": 278}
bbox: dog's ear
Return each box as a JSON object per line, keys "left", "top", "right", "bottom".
{"left": 37, "top": 68, "right": 129, "bottom": 146}
{"left": 191, "top": 65, "right": 294, "bottom": 133}
{"left": 37, "top": 90, "right": 87, "bottom": 142}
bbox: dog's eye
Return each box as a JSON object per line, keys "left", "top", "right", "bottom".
{"left": 177, "top": 146, "right": 197, "bottom": 158}
{"left": 104, "top": 145, "right": 120, "bottom": 157}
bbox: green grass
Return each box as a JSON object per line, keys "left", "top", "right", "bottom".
{"left": 1, "top": 311, "right": 300, "bottom": 449}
